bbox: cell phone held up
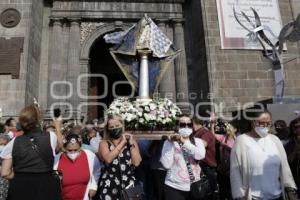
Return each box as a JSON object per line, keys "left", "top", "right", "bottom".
{"left": 53, "top": 108, "right": 61, "bottom": 118}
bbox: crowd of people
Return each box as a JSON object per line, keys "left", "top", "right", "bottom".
{"left": 0, "top": 105, "right": 299, "bottom": 200}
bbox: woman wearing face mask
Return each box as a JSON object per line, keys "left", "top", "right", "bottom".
{"left": 160, "top": 115, "right": 206, "bottom": 200}
{"left": 230, "top": 110, "right": 297, "bottom": 200}
{"left": 97, "top": 115, "right": 142, "bottom": 200}
{"left": 54, "top": 134, "right": 100, "bottom": 200}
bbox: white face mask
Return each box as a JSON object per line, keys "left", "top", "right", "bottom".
{"left": 67, "top": 151, "right": 80, "bottom": 161}
{"left": 178, "top": 128, "right": 193, "bottom": 137}
{"left": 255, "top": 127, "right": 270, "bottom": 138}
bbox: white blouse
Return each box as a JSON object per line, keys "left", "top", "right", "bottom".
{"left": 160, "top": 138, "right": 206, "bottom": 191}
{"left": 244, "top": 134, "right": 282, "bottom": 199}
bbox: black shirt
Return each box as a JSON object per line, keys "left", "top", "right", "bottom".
{"left": 12, "top": 127, "right": 54, "bottom": 173}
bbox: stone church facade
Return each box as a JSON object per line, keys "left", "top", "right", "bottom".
{"left": 0, "top": 0, "right": 299, "bottom": 120}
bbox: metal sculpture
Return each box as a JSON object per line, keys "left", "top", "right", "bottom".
{"left": 234, "top": 7, "right": 300, "bottom": 103}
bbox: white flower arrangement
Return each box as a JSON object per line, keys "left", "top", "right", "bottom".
{"left": 106, "top": 97, "right": 182, "bottom": 130}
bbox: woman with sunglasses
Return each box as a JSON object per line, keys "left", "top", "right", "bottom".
{"left": 54, "top": 134, "right": 101, "bottom": 200}
{"left": 230, "top": 110, "right": 297, "bottom": 200}
{"left": 160, "top": 115, "right": 206, "bottom": 200}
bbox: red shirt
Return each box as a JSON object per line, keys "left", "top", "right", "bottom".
{"left": 195, "top": 127, "right": 217, "bottom": 167}
{"left": 58, "top": 151, "right": 90, "bottom": 200}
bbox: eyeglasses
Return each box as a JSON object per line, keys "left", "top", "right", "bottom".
{"left": 179, "top": 123, "right": 193, "bottom": 128}
{"left": 255, "top": 121, "right": 272, "bottom": 127}
{"left": 67, "top": 149, "right": 80, "bottom": 153}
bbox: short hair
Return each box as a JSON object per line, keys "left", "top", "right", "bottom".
{"left": 274, "top": 120, "right": 287, "bottom": 128}
{"left": 5, "top": 118, "right": 15, "bottom": 127}
{"left": 192, "top": 116, "right": 204, "bottom": 126}
{"left": 19, "top": 105, "right": 41, "bottom": 131}
{"left": 253, "top": 109, "right": 272, "bottom": 119}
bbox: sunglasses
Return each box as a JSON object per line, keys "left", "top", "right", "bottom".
{"left": 179, "top": 123, "right": 193, "bottom": 128}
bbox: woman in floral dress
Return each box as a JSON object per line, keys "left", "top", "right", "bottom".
{"left": 97, "top": 115, "right": 142, "bottom": 200}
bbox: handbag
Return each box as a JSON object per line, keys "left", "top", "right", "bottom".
{"left": 120, "top": 184, "right": 144, "bottom": 200}
{"left": 180, "top": 144, "right": 211, "bottom": 199}
{"left": 117, "top": 145, "right": 143, "bottom": 200}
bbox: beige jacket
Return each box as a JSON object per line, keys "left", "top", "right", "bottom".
{"left": 230, "top": 134, "right": 297, "bottom": 200}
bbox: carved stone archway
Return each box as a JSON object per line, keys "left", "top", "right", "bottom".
{"left": 78, "top": 22, "right": 132, "bottom": 119}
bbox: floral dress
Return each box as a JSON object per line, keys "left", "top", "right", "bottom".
{"left": 98, "top": 142, "right": 136, "bottom": 200}
{"left": 0, "top": 177, "right": 9, "bottom": 200}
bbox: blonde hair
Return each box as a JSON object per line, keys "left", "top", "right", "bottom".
{"left": 226, "top": 123, "right": 236, "bottom": 138}
{"left": 103, "top": 114, "right": 124, "bottom": 140}
{"left": 19, "top": 105, "right": 41, "bottom": 131}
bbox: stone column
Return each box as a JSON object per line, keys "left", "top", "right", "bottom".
{"left": 48, "top": 18, "right": 64, "bottom": 108}
{"left": 158, "top": 20, "right": 176, "bottom": 102}
{"left": 67, "top": 18, "right": 81, "bottom": 118}
{"left": 173, "top": 19, "right": 190, "bottom": 113}
{"left": 79, "top": 58, "right": 89, "bottom": 121}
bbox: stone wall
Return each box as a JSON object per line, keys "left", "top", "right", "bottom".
{"left": 25, "top": 0, "right": 44, "bottom": 106}
{"left": 0, "top": 0, "right": 32, "bottom": 117}
{"left": 201, "top": 0, "right": 300, "bottom": 113}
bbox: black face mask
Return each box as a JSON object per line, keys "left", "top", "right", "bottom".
{"left": 108, "top": 127, "right": 123, "bottom": 139}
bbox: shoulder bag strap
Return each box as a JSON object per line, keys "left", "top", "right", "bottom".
{"left": 179, "top": 143, "right": 196, "bottom": 182}
{"left": 24, "top": 134, "right": 52, "bottom": 168}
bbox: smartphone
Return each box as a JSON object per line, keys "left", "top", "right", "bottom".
{"left": 53, "top": 108, "right": 61, "bottom": 118}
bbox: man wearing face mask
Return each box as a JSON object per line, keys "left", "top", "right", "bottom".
{"left": 160, "top": 115, "right": 206, "bottom": 200}
{"left": 54, "top": 134, "right": 101, "bottom": 200}
{"left": 230, "top": 110, "right": 297, "bottom": 200}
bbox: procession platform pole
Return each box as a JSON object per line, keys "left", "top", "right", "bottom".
{"left": 129, "top": 131, "right": 175, "bottom": 140}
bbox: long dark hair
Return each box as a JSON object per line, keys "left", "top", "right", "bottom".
{"left": 289, "top": 117, "right": 300, "bottom": 138}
